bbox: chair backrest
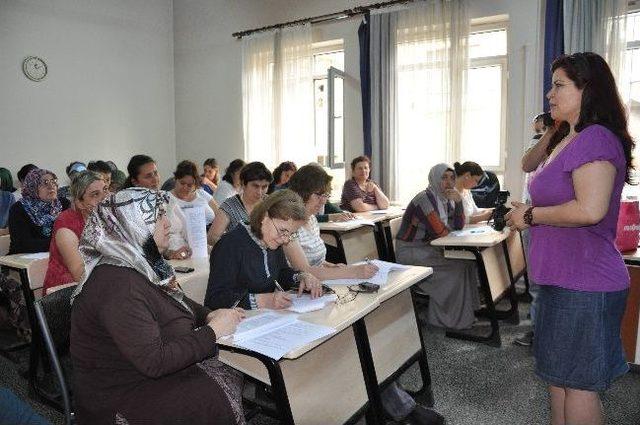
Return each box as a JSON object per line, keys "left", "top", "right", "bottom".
{"left": 34, "top": 285, "right": 75, "bottom": 425}
{"left": 389, "top": 217, "right": 403, "bottom": 252}
{"left": 470, "top": 170, "right": 500, "bottom": 208}
{"left": 0, "top": 234, "right": 9, "bottom": 256}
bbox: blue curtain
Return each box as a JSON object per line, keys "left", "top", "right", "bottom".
{"left": 358, "top": 13, "right": 372, "bottom": 158}
{"left": 543, "top": 0, "right": 564, "bottom": 111}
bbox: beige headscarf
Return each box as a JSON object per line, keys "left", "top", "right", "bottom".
{"left": 71, "top": 188, "right": 189, "bottom": 311}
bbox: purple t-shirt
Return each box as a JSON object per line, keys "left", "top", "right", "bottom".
{"left": 529, "top": 124, "right": 629, "bottom": 292}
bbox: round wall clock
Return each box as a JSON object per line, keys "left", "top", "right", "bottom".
{"left": 22, "top": 56, "right": 47, "bottom": 82}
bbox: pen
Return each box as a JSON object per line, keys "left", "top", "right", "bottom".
{"left": 231, "top": 290, "right": 247, "bottom": 308}
{"left": 273, "top": 279, "right": 285, "bottom": 292}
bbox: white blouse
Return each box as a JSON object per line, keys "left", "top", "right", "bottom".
{"left": 460, "top": 189, "right": 479, "bottom": 224}
{"left": 169, "top": 189, "right": 215, "bottom": 225}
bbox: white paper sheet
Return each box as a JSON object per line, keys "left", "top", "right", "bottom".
{"left": 229, "top": 312, "right": 297, "bottom": 342}
{"left": 181, "top": 206, "right": 208, "bottom": 258}
{"left": 321, "top": 259, "right": 409, "bottom": 287}
{"left": 287, "top": 293, "right": 338, "bottom": 313}
{"left": 328, "top": 218, "right": 376, "bottom": 228}
{"left": 235, "top": 319, "right": 335, "bottom": 360}
{"left": 20, "top": 252, "right": 49, "bottom": 260}
{"left": 450, "top": 225, "right": 497, "bottom": 237}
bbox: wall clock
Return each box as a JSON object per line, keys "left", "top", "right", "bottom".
{"left": 22, "top": 56, "right": 47, "bottom": 82}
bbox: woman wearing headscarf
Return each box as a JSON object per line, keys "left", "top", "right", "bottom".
{"left": 395, "top": 163, "right": 480, "bottom": 330}
{"left": 70, "top": 188, "right": 245, "bottom": 425}
{"left": 8, "top": 169, "right": 70, "bottom": 254}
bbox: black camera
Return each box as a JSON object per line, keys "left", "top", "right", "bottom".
{"left": 490, "top": 190, "right": 510, "bottom": 231}
{"left": 541, "top": 112, "right": 554, "bottom": 127}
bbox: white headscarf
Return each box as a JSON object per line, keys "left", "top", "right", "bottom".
{"left": 72, "top": 188, "right": 189, "bottom": 311}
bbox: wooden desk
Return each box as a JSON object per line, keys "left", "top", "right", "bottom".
{"left": 319, "top": 221, "right": 379, "bottom": 264}
{"left": 431, "top": 226, "right": 520, "bottom": 346}
{"left": 217, "top": 266, "right": 434, "bottom": 425}
{"left": 355, "top": 210, "right": 404, "bottom": 261}
{"left": 169, "top": 258, "right": 210, "bottom": 304}
{"left": 622, "top": 250, "right": 640, "bottom": 366}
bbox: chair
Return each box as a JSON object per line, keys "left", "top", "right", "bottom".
{"left": 33, "top": 285, "right": 75, "bottom": 425}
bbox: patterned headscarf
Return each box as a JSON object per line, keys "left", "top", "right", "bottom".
{"left": 72, "top": 188, "right": 189, "bottom": 311}
{"left": 19, "top": 169, "right": 63, "bottom": 237}
{"left": 427, "top": 163, "right": 455, "bottom": 224}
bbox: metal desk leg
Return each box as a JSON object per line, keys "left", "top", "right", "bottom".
{"left": 445, "top": 248, "right": 501, "bottom": 347}
{"left": 409, "top": 288, "right": 434, "bottom": 406}
{"left": 352, "top": 319, "right": 385, "bottom": 425}
{"left": 500, "top": 240, "right": 520, "bottom": 325}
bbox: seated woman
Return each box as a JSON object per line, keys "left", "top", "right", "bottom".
{"left": 8, "top": 169, "right": 70, "bottom": 254}
{"left": 201, "top": 157, "right": 220, "bottom": 195}
{"left": 395, "top": 163, "right": 480, "bottom": 330}
{"left": 268, "top": 161, "right": 297, "bottom": 194}
{"left": 205, "top": 190, "right": 321, "bottom": 311}
{"left": 0, "top": 167, "right": 17, "bottom": 235}
{"left": 207, "top": 161, "right": 272, "bottom": 245}
{"left": 43, "top": 171, "right": 106, "bottom": 295}
{"left": 70, "top": 188, "right": 245, "bottom": 424}
{"left": 340, "top": 155, "right": 390, "bottom": 212}
{"left": 125, "top": 154, "right": 191, "bottom": 260}
{"left": 213, "top": 159, "right": 245, "bottom": 205}
{"left": 87, "top": 160, "right": 113, "bottom": 194}
{"left": 285, "top": 164, "right": 378, "bottom": 280}
{"left": 453, "top": 161, "right": 493, "bottom": 224}
{"left": 168, "top": 160, "right": 218, "bottom": 226}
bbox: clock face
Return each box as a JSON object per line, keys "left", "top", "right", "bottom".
{"left": 22, "top": 56, "right": 47, "bottom": 82}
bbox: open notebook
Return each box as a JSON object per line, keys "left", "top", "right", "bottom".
{"left": 222, "top": 312, "right": 335, "bottom": 360}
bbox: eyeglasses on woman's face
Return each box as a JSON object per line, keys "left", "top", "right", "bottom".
{"left": 270, "top": 217, "right": 299, "bottom": 242}
{"left": 40, "top": 178, "right": 58, "bottom": 188}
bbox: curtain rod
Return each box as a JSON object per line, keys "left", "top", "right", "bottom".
{"left": 232, "top": 0, "right": 417, "bottom": 39}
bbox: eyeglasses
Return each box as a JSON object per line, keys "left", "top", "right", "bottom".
{"left": 269, "top": 217, "right": 299, "bottom": 242}
{"left": 40, "top": 178, "right": 58, "bottom": 187}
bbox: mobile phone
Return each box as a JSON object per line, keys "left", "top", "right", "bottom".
{"left": 358, "top": 282, "right": 380, "bottom": 293}
{"left": 174, "top": 266, "right": 194, "bottom": 273}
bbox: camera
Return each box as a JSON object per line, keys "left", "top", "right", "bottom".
{"left": 541, "top": 112, "right": 554, "bottom": 127}
{"left": 490, "top": 190, "right": 510, "bottom": 231}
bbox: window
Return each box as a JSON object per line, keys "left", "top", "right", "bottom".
{"left": 621, "top": 10, "right": 640, "bottom": 192}
{"left": 313, "top": 41, "right": 345, "bottom": 194}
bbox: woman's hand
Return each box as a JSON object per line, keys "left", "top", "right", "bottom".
{"left": 257, "top": 291, "right": 292, "bottom": 309}
{"left": 207, "top": 308, "right": 245, "bottom": 338}
{"left": 329, "top": 212, "right": 357, "bottom": 222}
{"left": 166, "top": 245, "right": 192, "bottom": 260}
{"left": 353, "top": 263, "right": 378, "bottom": 279}
{"left": 365, "top": 181, "right": 378, "bottom": 193}
{"left": 505, "top": 201, "right": 530, "bottom": 231}
{"left": 444, "top": 188, "right": 462, "bottom": 202}
{"left": 297, "top": 272, "right": 323, "bottom": 298}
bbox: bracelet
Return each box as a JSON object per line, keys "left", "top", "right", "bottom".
{"left": 292, "top": 272, "right": 303, "bottom": 284}
{"left": 523, "top": 206, "right": 535, "bottom": 226}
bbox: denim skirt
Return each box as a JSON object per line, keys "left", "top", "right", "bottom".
{"left": 533, "top": 285, "right": 629, "bottom": 391}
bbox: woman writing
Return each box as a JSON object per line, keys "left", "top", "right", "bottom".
{"left": 453, "top": 161, "right": 493, "bottom": 224}
{"left": 205, "top": 190, "right": 321, "bottom": 311}
{"left": 43, "top": 171, "right": 107, "bottom": 295}
{"left": 268, "top": 161, "right": 297, "bottom": 193}
{"left": 340, "top": 155, "right": 390, "bottom": 212}
{"left": 507, "top": 52, "right": 631, "bottom": 425}
{"left": 71, "top": 188, "right": 245, "bottom": 424}
{"left": 201, "top": 157, "right": 220, "bottom": 195}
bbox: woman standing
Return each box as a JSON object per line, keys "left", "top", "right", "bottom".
{"left": 8, "top": 169, "right": 70, "bottom": 254}
{"left": 43, "top": 171, "right": 107, "bottom": 295}
{"left": 453, "top": 161, "right": 493, "bottom": 224}
{"left": 508, "top": 52, "right": 632, "bottom": 425}
{"left": 71, "top": 188, "right": 245, "bottom": 424}
{"left": 395, "top": 163, "right": 479, "bottom": 330}
{"left": 340, "top": 155, "right": 390, "bottom": 212}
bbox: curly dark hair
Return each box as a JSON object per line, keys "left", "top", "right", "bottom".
{"left": 288, "top": 164, "right": 332, "bottom": 202}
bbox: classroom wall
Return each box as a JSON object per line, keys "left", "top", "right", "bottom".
{"left": 174, "top": 0, "right": 543, "bottom": 201}
{"left": 0, "top": 0, "right": 176, "bottom": 184}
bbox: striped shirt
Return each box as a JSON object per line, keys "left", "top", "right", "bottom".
{"left": 396, "top": 189, "right": 465, "bottom": 243}
{"left": 340, "top": 178, "right": 378, "bottom": 212}
{"left": 296, "top": 215, "right": 327, "bottom": 266}
{"left": 220, "top": 194, "right": 248, "bottom": 232}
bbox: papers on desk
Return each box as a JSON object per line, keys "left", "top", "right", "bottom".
{"left": 367, "top": 208, "right": 403, "bottom": 215}
{"left": 321, "top": 259, "right": 409, "bottom": 287}
{"left": 228, "top": 312, "right": 335, "bottom": 360}
{"left": 329, "top": 218, "right": 375, "bottom": 227}
{"left": 20, "top": 252, "right": 49, "bottom": 260}
{"left": 449, "top": 225, "right": 497, "bottom": 237}
{"left": 287, "top": 293, "right": 338, "bottom": 313}
{"left": 182, "top": 206, "right": 208, "bottom": 258}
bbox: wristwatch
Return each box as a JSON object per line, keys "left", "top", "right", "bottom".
{"left": 523, "top": 207, "right": 535, "bottom": 226}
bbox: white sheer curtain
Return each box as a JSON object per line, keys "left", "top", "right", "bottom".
{"left": 563, "top": 0, "right": 628, "bottom": 80}
{"left": 395, "top": 0, "right": 469, "bottom": 204}
{"left": 242, "top": 25, "right": 314, "bottom": 168}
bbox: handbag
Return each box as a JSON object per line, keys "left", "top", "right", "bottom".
{"left": 615, "top": 199, "right": 640, "bottom": 252}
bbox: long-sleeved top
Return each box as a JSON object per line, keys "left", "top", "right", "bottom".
{"left": 71, "top": 264, "right": 231, "bottom": 424}
{"left": 8, "top": 198, "right": 70, "bottom": 254}
{"left": 205, "top": 224, "right": 296, "bottom": 310}
{"left": 396, "top": 189, "right": 464, "bottom": 243}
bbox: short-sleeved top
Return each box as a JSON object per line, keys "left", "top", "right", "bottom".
{"left": 296, "top": 215, "right": 327, "bottom": 267}
{"left": 528, "top": 124, "right": 629, "bottom": 292}
{"left": 219, "top": 194, "right": 248, "bottom": 232}
{"left": 213, "top": 180, "right": 237, "bottom": 205}
{"left": 43, "top": 208, "right": 85, "bottom": 294}
{"left": 340, "top": 179, "right": 379, "bottom": 212}
{"left": 168, "top": 189, "right": 215, "bottom": 225}
{"left": 460, "top": 190, "right": 479, "bottom": 224}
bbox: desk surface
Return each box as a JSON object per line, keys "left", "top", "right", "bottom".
{"left": 623, "top": 248, "right": 640, "bottom": 265}
{"left": 0, "top": 252, "right": 49, "bottom": 269}
{"left": 318, "top": 209, "right": 404, "bottom": 231}
{"left": 355, "top": 209, "right": 404, "bottom": 223}
{"left": 169, "top": 257, "right": 210, "bottom": 303}
{"left": 431, "top": 225, "right": 509, "bottom": 248}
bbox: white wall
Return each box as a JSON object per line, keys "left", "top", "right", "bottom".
{"left": 174, "top": 0, "right": 543, "bottom": 201}
{"left": 0, "top": 0, "right": 176, "bottom": 184}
